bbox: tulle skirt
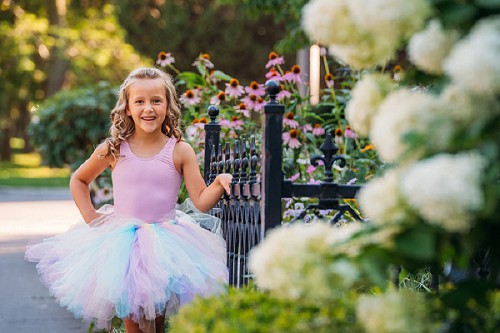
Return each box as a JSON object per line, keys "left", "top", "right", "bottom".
{"left": 25, "top": 201, "right": 228, "bottom": 330}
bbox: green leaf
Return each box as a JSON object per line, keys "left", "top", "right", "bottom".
{"left": 211, "top": 70, "right": 232, "bottom": 81}
{"left": 475, "top": 0, "right": 500, "bottom": 9}
{"left": 395, "top": 225, "right": 436, "bottom": 261}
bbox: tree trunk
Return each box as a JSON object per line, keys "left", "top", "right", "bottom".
{"left": 45, "top": 0, "right": 69, "bottom": 97}
{"left": 0, "top": 125, "right": 12, "bottom": 162}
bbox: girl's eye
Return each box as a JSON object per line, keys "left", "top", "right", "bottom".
{"left": 153, "top": 99, "right": 162, "bottom": 104}
{"left": 135, "top": 100, "right": 144, "bottom": 104}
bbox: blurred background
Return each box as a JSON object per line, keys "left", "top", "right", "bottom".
{"left": 0, "top": 0, "right": 312, "bottom": 186}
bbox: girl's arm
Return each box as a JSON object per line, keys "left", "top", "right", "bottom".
{"left": 70, "top": 142, "right": 113, "bottom": 223}
{"left": 174, "top": 141, "right": 231, "bottom": 212}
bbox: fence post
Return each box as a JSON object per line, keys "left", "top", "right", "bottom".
{"left": 260, "top": 80, "right": 284, "bottom": 237}
{"left": 204, "top": 105, "right": 220, "bottom": 182}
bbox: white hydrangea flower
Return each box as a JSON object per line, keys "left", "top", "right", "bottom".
{"left": 356, "top": 289, "right": 430, "bottom": 333}
{"left": 443, "top": 15, "right": 500, "bottom": 96}
{"left": 302, "top": 0, "right": 400, "bottom": 68}
{"left": 357, "top": 168, "right": 410, "bottom": 225}
{"left": 346, "top": 73, "right": 395, "bottom": 136}
{"left": 249, "top": 222, "right": 360, "bottom": 301}
{"left": 349, "top": 0, "right": 433, "bottom": 39}
{"left": 302, "top": 0, "right": 360, "bottom": 46}
{"left": 401, "top": 152, "right": 486, "bottom": 232}
{"left": 370, "top": 89, "right": 454, "bottom": 163}
{"left": 408, "top": 20, "right": 459, "bottom": 74}
{"left": 440, "top": 84, "right": 500, "bottom": 124}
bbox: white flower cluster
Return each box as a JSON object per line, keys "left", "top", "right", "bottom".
{"left": 356, "top": 289, "right": 430, "bottom": 333}
{"left": 370, "top": 89, "right": 454, "bottom": 163}
{"left": 408, "top": 20, "right": 459, "bottom": 74}
{"left": 302, "top": 0, "right": 431, "bottom": 68}
{"left": 443, "top": 15, "right": 500, "bottom": 96}
{"left": 248, "top": 222, "right": 360, "bottom": 301}
{"left": 401, "top": 152, "right": 486, "bottom": 232}
{"left": 346, "top": 73, "right": 395, "bottom": 137}
{"left": 358, "top": 169, "right": 411, "bottom": 225}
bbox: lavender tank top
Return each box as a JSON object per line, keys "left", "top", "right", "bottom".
{"left": 112, "top": 138, "right": 181, "bottom": 222}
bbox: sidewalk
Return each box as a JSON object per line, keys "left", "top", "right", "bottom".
{"left": 0, "top": 187, "right": 92, "bottom": 332}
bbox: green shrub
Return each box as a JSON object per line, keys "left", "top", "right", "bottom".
{"left": 29, "top": 82, "right": 117, "bottom": 169}
{"left": 169, "top": 287, "right": 359, "bottom": 333}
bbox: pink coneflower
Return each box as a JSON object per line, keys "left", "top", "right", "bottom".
{"left": 192, "top": 53, "right": 214, "bottom": 68}
{"left": 344, "top": 125, "right": 358, "bottom": 139}
{"left": 253, "top": 96, "right": 266, "bottom": 112}
{"left": 334, "top": 128, "right": 343, "bottom": 145}
{"left": 230, "top": 116, "right": 244, "bottom": 129}
{"left": 234, "top": 102, "right": 250, "bottom": 118}
{"left": 242, "top": 94, "right": 258, "bottom": 111}
{"left": 306, "top": 165, "right": 316, "bottom": 174}
{"left": 393, "top": 65, "right": 402, "bottom": 83}
{"left": 210, "top": 91, "right": 226, "bottom": 105}
{"left": 245, "top": 81, "right": 266, "bottom": 96}
{"left": 277, "top": 84, "right": 292, "bottom": 101}
{"left": 284, "top": 65, "right": 303, "bottom": 84}
{"left": 289, "top": 172, "right": 300, "bottom": 182}
{"left": 156, "top": 51, "right": 175, "bottom": 67}
{"left": 283, "top": 112, "right": 299, "bottom": 129}
{"left": 324, "top": 73, "right": 334, "bottom": 88}
{"left": 180, "top": 89, "right": 201, "bottom": 106}
{"left": 219, "top": 118, "right": 231, "bottom": 129}
{"left": 265, "top": 67, "right": 282, "bottom": 80}
{"left": 266, "top": 51, "right": 285, "bottom": 68}
{"left": 302, "top": 124, "right": 313, "bottom": 133}
{"left": 283, "top": 129, "right": 301, "bottom": 149}
{"left": 308, "top": 178, "right": 321, "bottom": 185}
{"left": 312, "top": 124, "right": 325, "bottom": 136}
{"left": 225, "top": 78, "right": 245, "bottom": 98}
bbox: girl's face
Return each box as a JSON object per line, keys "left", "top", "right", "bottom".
{"left": 126, "top": 78, "right": 168, "bottom": 135}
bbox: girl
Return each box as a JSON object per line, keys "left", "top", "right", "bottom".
{"left": 26, "top": 68, "right": 231, "bottom": 333}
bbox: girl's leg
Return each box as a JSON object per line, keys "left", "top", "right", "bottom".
{"left": 123, "top": 319, "right": 142, "bottom": 333}
{"left": 155, "top": 316, "right": 165, "bottom": 333}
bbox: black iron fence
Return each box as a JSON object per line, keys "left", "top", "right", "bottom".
{"left": 204, "top": 80, "right": 362, "bottom": 287}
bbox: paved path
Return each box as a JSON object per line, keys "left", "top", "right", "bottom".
{"left": 0, "top": 187, "right": 97, "bottom": 332}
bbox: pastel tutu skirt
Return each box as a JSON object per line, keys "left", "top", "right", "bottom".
{"left": 25, "top": 201, "right": 228, "bottom": 330}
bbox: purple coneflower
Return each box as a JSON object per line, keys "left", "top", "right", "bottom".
{"left": 180, "top": 89, "right": 201, "bottom": 106}
{"left": 334, "top": 128, "right": 343, "bottom": 145}
{"left": 312, "top": 124, "right": 325, "bottom": 136}
{"left": 284, "top": 65, "right": 303, "bottom": 84}
{"left": 283, "top": 112, "right": 299, "bottom": 129}
{"left": 266, "top": 51, "right": 285, "bottom": 68}
{"left": 289, "top": 172, "right": 300, "bottom": 182}
{"left": 210, "top": 91, "right": 226, "bottom": 105}
{"left": 156, "top": 51, "right": 175, "bottom": 67}
{"left": 344, "top": 125, "right": 358, "bottom": 139}
{"left": 324, "top": 73, "right": 334, "bottom": 88}
{"left": 277, "top": 84, "right": 292, "bottom": 101}
{"left": 306, "top": 165, "right": 316, "bottom": 174}
{"left": 283, "top": 129, "right": 301, "bottom": 149}
{"left": 192, "top": 53, "right": 214, "bottom": 68}
{"left": 230, "top": 116, "right": 244, "bottom": 130}
{"left": 234, "top": 102, "right": 250, "bottom": 118}
{"left": 245, "top": 81, "right": 266, "bottom": 96}
{"left": 225, "top": 78, "right": 245, "bottom": 98}
{"left": 265, "top": 68, "right": 282, "bottom": 80}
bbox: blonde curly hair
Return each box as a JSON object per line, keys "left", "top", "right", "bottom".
{"left": 105, "top": 67, "right": 182, "bottom": 161}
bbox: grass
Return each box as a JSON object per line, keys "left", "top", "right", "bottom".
{"left": 0, "top": 138, "right": 71, "bottom": 188}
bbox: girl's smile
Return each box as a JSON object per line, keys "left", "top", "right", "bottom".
{"left": 126, "top": 78, "right": 168, "bottom": 135}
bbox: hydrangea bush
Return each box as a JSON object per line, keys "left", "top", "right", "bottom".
{"left": 170, "top": 1, "right": 500, "bottom": 332}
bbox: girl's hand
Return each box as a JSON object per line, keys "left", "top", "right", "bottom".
{"left": 216, "top": 174, "right": 232, "bottom": 195}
